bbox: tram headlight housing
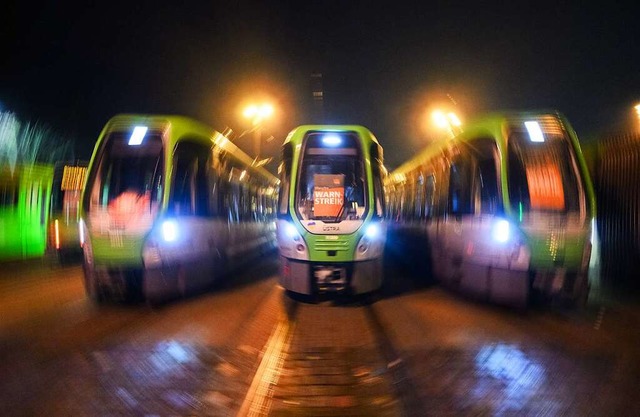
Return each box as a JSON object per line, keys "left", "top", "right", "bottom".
{"left": 277, "top": 220, "right": 308, "bottom": 260}
{"left": 365, "top": 224, "right": 380, "bottom": 239}
{"left": 485, "top": 218, "right": 529, "bottom": 271}
{"left": 284, "top": 222, "right": 299, "bottom": 240}
{"left": 355, "top": 222, "right": 386, "bottom": 261}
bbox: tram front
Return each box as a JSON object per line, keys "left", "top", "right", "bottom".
{"left": 506, "top": 115, "right": 596, "bottom": 305}
{"left": 277, "top": 127, "right": 386, "bottom": 295}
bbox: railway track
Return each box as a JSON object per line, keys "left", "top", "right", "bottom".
{"left": 239, "top": 292, "right": 422, "bottom": 417}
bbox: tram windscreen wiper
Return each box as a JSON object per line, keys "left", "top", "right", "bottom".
{"left": 333, "top": 183, "right": 354, "bottom": 223}
{"left": 333, "top": 200, "right": 347, "bottom": 223}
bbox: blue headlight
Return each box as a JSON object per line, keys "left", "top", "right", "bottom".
{"left": 492, "top": 220, "right": 510, "bottom": 243}
{"left": 162, "top": 220, "right": 178, "bottom": 242}
{"left": 284, "top": 222, "right": 298, "bottom": 239}
{"left": 365, "top": 223, "right": 380, "bottom": 239}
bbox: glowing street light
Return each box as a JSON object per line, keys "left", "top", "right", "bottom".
{"left": 634, "top": 103, "right": 640, "bottom": 122}
{"left": 432, "top": 109, "right": 462, "bottom": 138}
{"left": 243, "top": 104, "right": 274, "bottom": 126}
{"left": 242, "top": 103, "right": 274, "bottom": 158}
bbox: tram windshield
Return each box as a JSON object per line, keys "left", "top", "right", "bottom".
{"left": 507, "top": 122, "right": 584, "bottom": 220}
{"left": 84, "top": 130, "right": 163, "bottom": 231}
{"left": 295, "top": 133, "right": 367, "bottom": 222}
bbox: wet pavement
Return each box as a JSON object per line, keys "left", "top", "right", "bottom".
{"left": 1, "top": 342, "right": 249, "bottom": 416}
{"left": 1, "top": 258, "right": 639, "bottom": 416}
{"left": 268, "top": 302, "right": 401, "bottom": 417}
{"left": 404, "top": 344, "right": 629, "bottom": 416}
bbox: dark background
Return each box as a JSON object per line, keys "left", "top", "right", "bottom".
{"left": 2, "top": 1, "right": 639, "bottom": 169}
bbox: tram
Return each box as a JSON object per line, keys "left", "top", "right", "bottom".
{"left": 48, "top": 162, "right": 87, "bottom": 261}
{"left": 80, "top": 114, "right": 279, "bottom": 303}
{"left": 385, "top": 111, "right": 597, "bottom": 307}
{"left": 276, "top": 125, "right": 387, "bottom": 295}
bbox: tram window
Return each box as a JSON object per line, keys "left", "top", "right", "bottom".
{"left": 241, "top": 184, "right": 251, "bottom": 221}
{"left": 415, "top": 173, "right": 424, "bottom": 219}
{"left": 171, "top": 141, "right": 210, "bottom": 217}
{"left": 408, "top": 177, "right": 417, "bottom": 220}
{"left": 85, "top": 132, "right": 163, "bottom": 214}
{"left": 370, "top": 144, "right": 385, "bottom": 219}
{"left": 424, "top": 174, "right": 436, "bottom": 219}
{"left": 278, "top": 143, "right": 293, "bottom": 217}
{"left": 508, "top": 131, "right": 582, "bottom": 214}
{"left": 228, "top": 183, "right": 240, "bottom": 223}
{"left": 476, "top": 157, "right": 499, "bottom": 214}
{"left": 449, "top": 155, "right": 473, "bottom": 215}
{"left": 435, "top": 154, "right": 450, "bottom": 217}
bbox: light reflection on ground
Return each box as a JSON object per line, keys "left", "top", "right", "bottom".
{"left": 406, "top": 342, "right": 622, "bottom": 416}
{"left": 474, "top": 344, "right": 547, "bottom": 415}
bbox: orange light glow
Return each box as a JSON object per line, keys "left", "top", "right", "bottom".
{"left": 54, "top": 219, "right": 60, "bottom": 250}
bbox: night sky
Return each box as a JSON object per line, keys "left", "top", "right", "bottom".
{"left": 2, "top": 1, "right": 639, "bottom": 169}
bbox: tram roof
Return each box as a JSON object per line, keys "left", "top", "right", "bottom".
{"left": 97, "top": 114, "right": 279, "bottom": 185}
{"left": 388, "top": 109, "right": 574, "bottom": 181}
{"left": 283, "top": 125, "right": 381, "bottom": 146}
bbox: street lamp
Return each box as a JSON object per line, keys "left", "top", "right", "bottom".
{"left": 243, "top": 103, "right": 274, "bottom": 158}
{"left": 432, "top": 110, "right": 462, "bottom": 138}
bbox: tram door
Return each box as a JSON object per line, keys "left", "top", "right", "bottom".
{"left": 438, "top": 140, "right": 501, "bottom": 296}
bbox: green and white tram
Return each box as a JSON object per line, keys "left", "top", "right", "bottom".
{"left": 385, "top": 111, "right": 597, "bottom": 307}
{"left": 277, "top": 125, "right": 387, "bottom": 295}
{"left": 80, "top": 114, "right": 278, "bottom": 303}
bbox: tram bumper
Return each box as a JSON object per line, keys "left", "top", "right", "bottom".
{"left": 456, "top": 262, "right": 530, "bottom": 308}
{"left": 447, "top": 241, "right": 532, "bottom": 308}
{"left": 280, "top": 256, "right": 383, "bottom": 295}
{"left": 532, "top": 268, "right": 589, "bottom": 305}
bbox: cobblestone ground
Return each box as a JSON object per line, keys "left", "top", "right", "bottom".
{"left": 271, "top": 347, "right": 400, "bottom": 417}
{"left": 0, "top": 258, "right": 282, "bottom": 417}
{"left": 0, "top": 340, "right": 265, "bottom": 416}
{"left": 404, "top": 344, "right": 636, "bottom": 417}
{"left": 268, "top": 301, "right": 402, "bottom": 417}
{"left": 2, "top": 257, "right": 638, "bottom": 417}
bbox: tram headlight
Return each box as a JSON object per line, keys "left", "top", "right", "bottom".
{"left": 162, "top": 220, "right": 178, "bottom": 242}
{"left": 492, "top": 219, "right": 511, "bottom": 243}
{"left": 365, "top": 224, "right": 380, "bottom": 239}
{"left": 284, "top": 222, "right": 299, "bottom": 240}
{"left": 277, "top": 220, "right": 308, "bottom": 260}
{"left": 355, "top": 222, "right": 386, "bottom": 260}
